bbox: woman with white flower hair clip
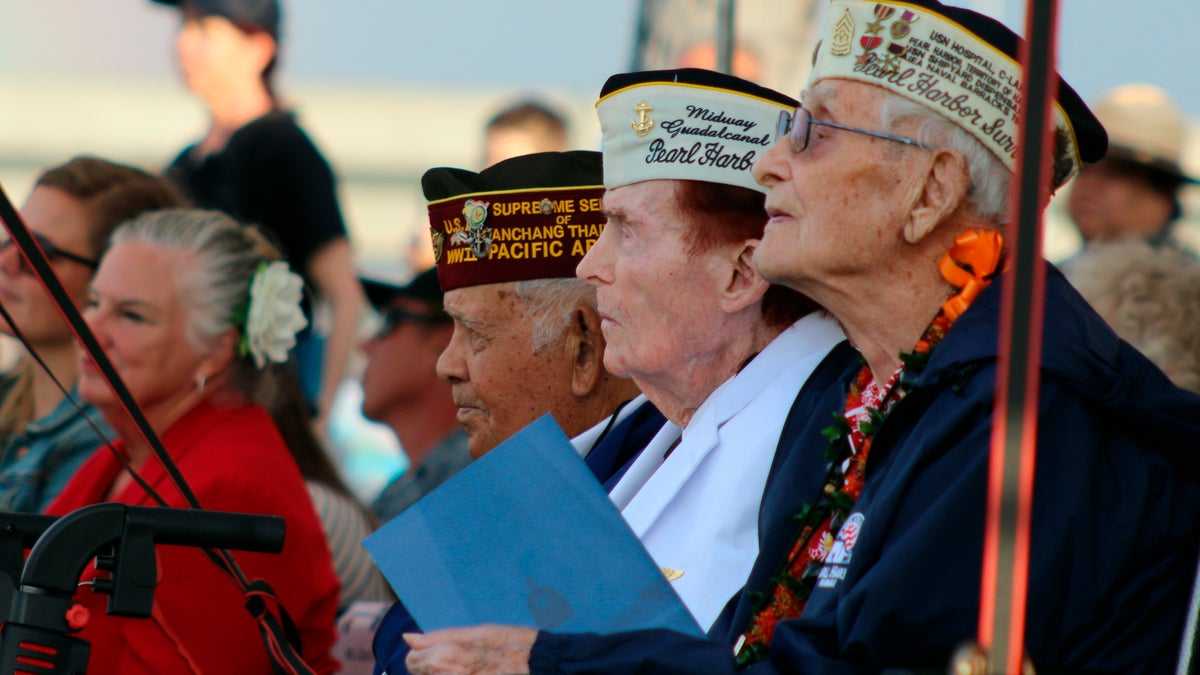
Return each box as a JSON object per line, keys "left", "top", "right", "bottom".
{"left": 44, "top": 208, "right": 346, "bottom": 673}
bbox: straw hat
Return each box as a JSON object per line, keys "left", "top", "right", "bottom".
{"left": 1094, "top": 84, "right": 1197, "bottom": 183}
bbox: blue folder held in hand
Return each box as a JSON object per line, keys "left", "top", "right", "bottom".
{"left": 363, "top": 414, "right": 703, "bottom": 637}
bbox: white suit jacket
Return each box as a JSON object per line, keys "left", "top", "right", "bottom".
{"left": 609, "top": 313, "right": 845, "bottom": 631}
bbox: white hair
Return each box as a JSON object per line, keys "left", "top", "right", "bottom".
{"left": 110, "top": 208, "right": 287, "bottom": 400}
{"left": 879, "top": 94, "right": 1012, "bottom": 224}
{"left": 512, "top": 278, "right": 595, "bottom": 352}
{"left": 877, "top": 92, "right": 1082, "bottom": 223}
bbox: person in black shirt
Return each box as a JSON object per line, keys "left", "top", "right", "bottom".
{"left": 152, "top": 0, "right": 366, "bottom": 428}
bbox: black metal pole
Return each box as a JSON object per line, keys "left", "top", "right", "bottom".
{"left": 979, "top": 1, "right": 1061, "bottom": 673}
{"left": 715, "top": 0, "right": 736, "bottom": 74}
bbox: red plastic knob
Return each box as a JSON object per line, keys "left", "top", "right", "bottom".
{"left": 65, "top": 603, "right": 90, "bottom": 631}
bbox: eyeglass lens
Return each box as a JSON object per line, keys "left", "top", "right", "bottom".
{"left": 776, "top": 107, "right": 811, "bottom": 154}
{"left": 0, "top": 233, "right": 98, "bottom": 273}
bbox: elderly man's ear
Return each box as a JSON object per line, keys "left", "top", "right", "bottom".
{"left": 568, "top": 304, "right": 606, "bottom": 397}
{"left": 719, "top": 242, "right": 770, "bottom": 314}
{"left": 904, "top": 149, "right": 972, "bottom": 244}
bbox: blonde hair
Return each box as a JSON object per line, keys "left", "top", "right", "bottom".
{"left": 0, "top": 362, "right": 34, "bottom": 439}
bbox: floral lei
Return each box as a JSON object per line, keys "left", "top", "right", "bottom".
{"left": 734, "top": 230, "right": 1004, "bottom": 666}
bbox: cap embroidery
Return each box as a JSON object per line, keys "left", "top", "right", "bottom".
{"left": 831, "top": 9, "right": 856, "bottom": 56}
{"left": 430, "top": 228, "right": 445, "bottom": 263}
{"left": 450, "top": 199, "right": 494, "bottom": 260}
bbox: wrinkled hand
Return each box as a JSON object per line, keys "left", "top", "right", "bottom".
{"left": 405, "top": 625, "right": 537, "bottom": 675}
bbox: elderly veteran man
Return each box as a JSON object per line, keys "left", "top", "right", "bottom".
{"left": 398, "top": 69, "right": 855, "bottom": 675}
{"left": 742, "top": 1, "right": 1200, "bottom": 667}
{"left": 370, "top": 151, "right": 667, "bottom": 673}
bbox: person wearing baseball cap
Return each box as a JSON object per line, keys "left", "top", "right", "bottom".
{"left": 151, "top": 0, "right": 367, "bottom": 430}
{"left": 357, "top": 266, "right": 470, "bottom": 524}
{"left": 398, "top": 69, "right": 853, "bottom": 674}
{"left": 1066, "top": 83, "right": 1198, "bottom": 253}
{"left": 151, "top": 0, "right": 280, "bottom": 37}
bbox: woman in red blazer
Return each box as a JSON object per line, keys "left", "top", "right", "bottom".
{"left": 46, "top": 208, "right": 340, "bottom": 674}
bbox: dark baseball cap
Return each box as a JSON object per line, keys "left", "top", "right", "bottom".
{"left": 360, "top": 266, "right": 446, "bottom": 315}
{"left": 151, "top": 0, "right": 281, "bottom": 38}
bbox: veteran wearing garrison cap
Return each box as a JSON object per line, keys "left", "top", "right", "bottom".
{"left": 416, "top": 150, "right": 655, "bottom": 469}
{"left": 740, "top": 0, "right": 1196, "bottom": 671}
{"left": 372, "top": 150, "right": 669, "bottom": 675}
{"left": 402, "top": 69, "right": 853, "bottom": 675}
{"left": 578, "top": 68, "right": 846, "bottom": 632}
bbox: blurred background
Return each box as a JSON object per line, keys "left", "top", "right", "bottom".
{"left": 1, "top": 0, "right": 1197, "bottom": 498}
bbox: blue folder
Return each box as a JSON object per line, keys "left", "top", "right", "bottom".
{"left": 363, "top": 414, "right": 703, "bottom": 637}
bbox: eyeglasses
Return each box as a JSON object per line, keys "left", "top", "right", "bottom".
{"left": 0, "top": 232, "right": 100, "bottom": 275}
{"left": 374, "top": 304, "right": 448, "bottom": 339}
{"left": 775, "top": 106, "right": 934, "bottom": 154}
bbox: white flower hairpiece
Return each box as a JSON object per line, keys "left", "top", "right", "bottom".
{"left": 240, "top": 261, "right": 308, "bottom": 369}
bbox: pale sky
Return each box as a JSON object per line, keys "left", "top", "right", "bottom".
{"left": 0, "top": 1, "right": 1197, "bottom": 116}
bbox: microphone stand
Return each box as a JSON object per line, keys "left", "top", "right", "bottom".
{"left": 0, "top": 503, "right": 284, "bottom": 675}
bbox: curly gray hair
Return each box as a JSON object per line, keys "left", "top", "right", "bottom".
{"left": 1064, "top": 240, "right": 1200, "bottom": 393}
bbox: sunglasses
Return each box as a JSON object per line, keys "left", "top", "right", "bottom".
{"left": 374, "top": 304, "right": 449, "bottom": 339}
{"left": 775, "top": 105, "right": 935, "bottom": 154}
{"left": 0, "top": 232, "right": 100, "bottom": 275}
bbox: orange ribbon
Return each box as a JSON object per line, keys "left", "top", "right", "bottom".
{"left": 939, "top": 229, "right": 1005, "bottom": 321}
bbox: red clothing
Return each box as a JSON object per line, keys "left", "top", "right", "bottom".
{"left": 45, "top": 399, "right": 340, "bottom": 674}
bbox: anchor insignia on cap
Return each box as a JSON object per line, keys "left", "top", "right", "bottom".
{"left": 632, "top": 100, "right": 655, "bottom": 137}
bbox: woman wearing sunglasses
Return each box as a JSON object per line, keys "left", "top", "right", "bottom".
{"left": 0, "top": 156, "right": 184, "bottom": 512}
